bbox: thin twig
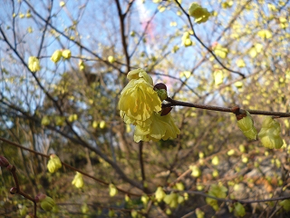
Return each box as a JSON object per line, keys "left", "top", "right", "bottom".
{"left": 0, "top": 137, "right": 142, "bottom": 197}
{"left": 174, "top": 0, "right": 245, "bottom": 78}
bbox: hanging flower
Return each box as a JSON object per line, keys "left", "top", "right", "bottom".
{"left": 28, "top": 56, "right": 41, "bottom": 72}
{"left": 36, "top": 193, "right": 56, "bottom": 212}
{"left": 50, "top": 50, "right": 62, "bottom": 63}
{"left": 47, "top": 154, "right": 62, "bottom": 173}
{"left": 118, "top": 69, "right": 161, "bottom": 122}
{"left": 72, "top": 172, "right": 84, "bottom": 188}
{"left": 134, "top": 113, "right": 180, "bottom": 142}
{"left": 119, "top": 68, "right": 180, "bottom": 142}
{"left": 258, "top": 117, "right": 283, "bottom": 149}
{"left": 236, "top": 111, "right": 257, "bottom": 140}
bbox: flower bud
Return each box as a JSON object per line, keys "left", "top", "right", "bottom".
{"left": 163, "top": 192, "right": 178, "bottom": 208}
{"left": 154, "top": 83, "right": 168, "bottom": 101}
{"left": 236, "top": 111, "right": 257, "bottom": 140}
{"left": 28, "top": 56, "right": 41, "bottom": 72}
{"left": 141, "top": 195, "right": 149, "bottom": 205}
{"left": 62, "top": 49, "right": 71, "bottom": 59}
{"left": 175, "top": 182, "right": 185, "bottom": 191}
{"left": 41, "top": 116, "right": 50, "bottom": 126}
{"left": 47, "top": 154, "right": 62, "bottom": 173}
{"left": 50, "top": 50, "right": 62, "bottom": 63}
{"left": 258, "top": 117, "right": 283, "bottom": 149}
{"left": 211, "top": 156, "right": 219, "bottom": 165}
{"left": 10, "top": 187, "right": 18, "bottom": 194}
{"left": 72, "top": 172, "right": 84, "bottom": 188}
{"left": 36, "top": 194, "right": 56, "bottom": 212}
{"left": 81, "top": 203, "right": 89, "bottom": 213}
{"left": 79, "top": 60, "right": 85, "bottom": 70}
{"left": 155, "top": 187, "right": 166, "bottom": 202}
{"left": 107, "top": 56, "right": 115, "bottom": 63}
{"left": 0, "top": 155, "right": 10, "bottom": 167}
{"left": 190, "top": 165, "right": 201, "bottom": 177}
{"left": 109, "top": 183, "right": 118, "bottom": 197}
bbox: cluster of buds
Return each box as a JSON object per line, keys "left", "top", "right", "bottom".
{"left": 181, "top": 32, "right": 193, "bottom": 47}
{"left": 50, "top": 49, "right": 71, "bottom": 63}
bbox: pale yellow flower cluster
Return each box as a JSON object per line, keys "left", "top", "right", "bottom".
{"left": 118, "top": 69, "right": 180, "bottom": 142}
{"left": 188, "top": 2, "right": 211, "bottom": 24}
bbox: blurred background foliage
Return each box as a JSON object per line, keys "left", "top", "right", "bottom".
{"left": 0, "top": 0, "right": 289, "bottom": 217}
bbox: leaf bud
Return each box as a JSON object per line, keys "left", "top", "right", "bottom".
{"left": 0, "top": 155, "right": 10, "bottom": 167}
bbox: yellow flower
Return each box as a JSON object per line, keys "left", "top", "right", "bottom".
{"left": 109, "top": 183, "right": 118, "bottom": 197}
{"left": 127, "top": 68, "right": 153, "bottom": 85}
{"left": 258, "top": 117, "right": 283, "bottom": 149}
{"left": 118, "top": 78, "right": 161, "bottom": 122}
{"left": 188, "top": 3, "right": 210, "bottom": 24}
{"left": 79, "top": 60, "right": 85, "bottom": 70}
{"left": 51, "top": 50, "right": 62, "bottom": 63}
{"left": 155, "top": 187, "right": 166, "bottom": 202}
{"left": 47, "top": 154, "right": 62, "bottom": 173}
{"left": 72, "top": 172, "right": 84, "bottom": 188}
{"left": 62, "top": 49, "right": 71, "bottom": 59}
{"left": 236, "top": 111, "right": 257, "bottom": 140}
{"left": 28, "top": 56, "right": 41, "bottom": 72}
{"left": 134, "top": 113, "right": 180, "bottom": 142}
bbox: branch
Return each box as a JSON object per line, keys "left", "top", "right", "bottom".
{"left": 174, "top": 0, "right": 245, "bottom": 78}
{"left": 164, "top": 97, "right": 290, "bottom": 118}
{"left": 115, "top": 0, "right": 131, "bottom": 72}
{"left": 0, "top": 137, "right": 142, "bottom": 197}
